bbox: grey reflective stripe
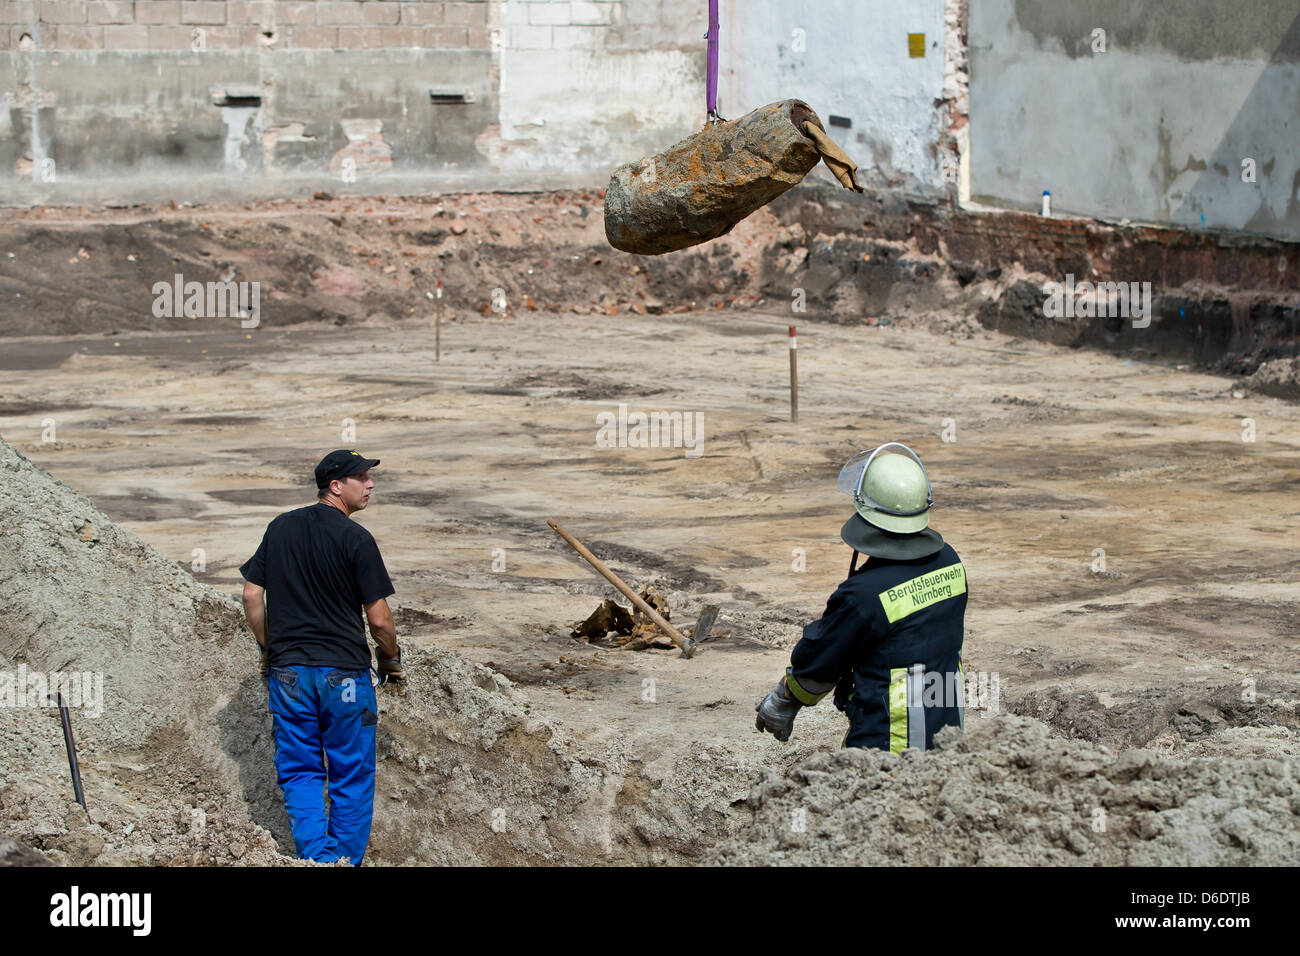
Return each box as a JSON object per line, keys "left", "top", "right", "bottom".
{"left": 955, "top": 661, "right": 965, "bottom": 731}
{"left": 907, "top": 663, "right": 925, "bottom": 751}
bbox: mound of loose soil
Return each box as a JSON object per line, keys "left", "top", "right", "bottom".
{"left": 1242, "top": 356, "right": 1300, "bottom": 401}
{"left": 1012, "top": 680, "right": 1300, "bottom": 751}
{"left": 709, "top": 715, "right": 1300, "bottom": 866}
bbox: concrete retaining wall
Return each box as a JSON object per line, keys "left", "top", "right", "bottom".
{"left": 969, "top": 0, "right": 1300, "bottom": 242}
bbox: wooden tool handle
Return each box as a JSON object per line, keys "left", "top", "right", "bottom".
{"left": 547, "top": 518, "right": 690, "bottom": 652}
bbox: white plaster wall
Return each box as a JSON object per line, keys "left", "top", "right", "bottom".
{"left": 719, "top": 0, "right": 949, "bottom": 195}
{"left": 492, "top": 47, "right": 701, "bottom": 173}
{"left": 490, "top": 0, "right": 704, "bottom": 176}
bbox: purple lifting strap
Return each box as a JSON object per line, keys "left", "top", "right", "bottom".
{"left": 706, "top": 0, "right": 720, "bottom": 117}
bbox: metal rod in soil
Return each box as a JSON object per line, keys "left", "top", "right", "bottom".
{"left": 58, "top": 691, "right": 86, "bottom": 810}
{"left": 789, "top": 324, "right": 799, "bottom": 422}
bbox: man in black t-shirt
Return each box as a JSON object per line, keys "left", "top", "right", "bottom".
{"left": 240, "top": 449, "right": 404, "bottom": 865}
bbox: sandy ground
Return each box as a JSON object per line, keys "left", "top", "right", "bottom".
{"left": 2, "top": 307, "right": 1297, "bottom": 770}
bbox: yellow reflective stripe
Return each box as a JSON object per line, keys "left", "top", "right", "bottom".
{"left": 888, "top": 667, "right": 908, "bottom": 754}
{"left": 879, "top": 562, "right": 966, "bottom": 624}
{"left": 784, "top": 671, "right": 826, "bottom": 706}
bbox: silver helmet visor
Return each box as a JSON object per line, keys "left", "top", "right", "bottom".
{"left": 837, "top": 442, "right": 933, "bottom": 516}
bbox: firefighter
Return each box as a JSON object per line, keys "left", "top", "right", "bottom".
{"left": 755, "top": 442, "right": 967, "bottom": 752}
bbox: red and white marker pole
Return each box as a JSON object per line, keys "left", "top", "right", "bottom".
{"left": 436, "top": 278, "right": 443, "bottom": 361}
{"left": 789, "top": 324, "right": 798, "bottom": 423}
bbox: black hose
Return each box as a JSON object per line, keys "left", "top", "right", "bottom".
{"left": 57, "top": 691, "right": 86, "bottom": 811}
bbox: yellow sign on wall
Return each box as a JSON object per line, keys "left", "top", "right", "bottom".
{"left": 908, "top": 33, "right": 926, "bottom": 58}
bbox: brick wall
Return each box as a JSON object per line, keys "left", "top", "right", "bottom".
{"left": 1, "top": 1, "right": 497, "bottom": 51}
{"left": 0, "top": 1, "right": 700, "bottom": 53}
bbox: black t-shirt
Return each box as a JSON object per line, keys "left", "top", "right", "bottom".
{"left": 240, "top": 502, "right": 394, "bottom": 669}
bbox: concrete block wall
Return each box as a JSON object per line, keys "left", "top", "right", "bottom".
{"left": 0, "top": 0, "right": 715, "bottom": 200}
{"left": 1, "top": 1, "right": 513, "bottom": 203}
{"left": 969, "top": 0, "right": 1300, "bottom": 242}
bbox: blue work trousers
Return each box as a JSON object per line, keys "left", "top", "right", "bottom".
{"left": 267, "top": 665, "right": 377, "bottom": 865}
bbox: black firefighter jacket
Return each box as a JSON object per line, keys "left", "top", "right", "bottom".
{"left": 787, "top": 542, "right": 968, "bottom": 752}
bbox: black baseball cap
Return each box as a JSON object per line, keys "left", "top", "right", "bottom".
{"left": 315, "top": 449, "right": 381, "bottom": 489}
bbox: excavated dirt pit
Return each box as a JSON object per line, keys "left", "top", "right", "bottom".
{"left": 1, "top": 195, "right": 1298, "bottom": 865}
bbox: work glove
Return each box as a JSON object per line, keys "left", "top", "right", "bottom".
{"left": 755, "top": 675, "right": 803, "bottom": 742}
{"left": 377, "top": 647, "right": 407, "bottom": 685}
